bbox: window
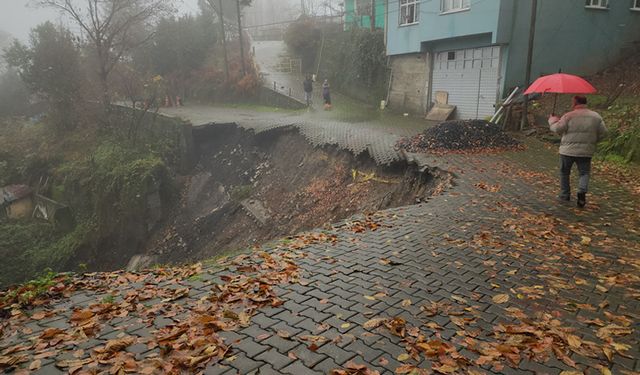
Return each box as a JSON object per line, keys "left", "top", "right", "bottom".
{"left": 434, "top": 47, "right": 500, "bottom": 71}
{"left": 442, "top": 0, "right": 470, "bottom": 13}
{"left": 585, "top": 0, "right": 609, "bottom": 9}
{"left": 399, "top": 0, "right": 419, "bottom": 25}
{"left": 633, "top": 0, "right": 640, "bottom": 10}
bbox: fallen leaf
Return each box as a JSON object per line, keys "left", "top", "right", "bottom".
{"left": 29, "top": 360, "right": 42, "bottom": 371}
{"left": 363, "top": 318, "right": 387, "bottom": 329}
{"left": 31, "top": 311, "right": 47, "bottom": 321}
{"left": 451, "top": 295, "right": 467, "bottom": 304}
{"left": 433, "top": 363, "right": 457, "bottom": 373}
{"left": 70, "top": 309, "right": 94, "bottom": 322}
{"left": 397, "top": 353, "right": 410, "bottom": 362}
{"left": 40, "top": 328, "right": 65, "bottom": 340}
{"left": 492, "top": 294, "right": 509, "bottom": 304}
{"left": 566, "top": 334, "right": 582, "bottom": 348}
{"left": 104, "top": 336, "right": 135, "bottom": 353}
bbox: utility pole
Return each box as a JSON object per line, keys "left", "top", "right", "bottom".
{"left": 521, "top": 0, "right": 537, "bottom": 130}
{"left": 370, "top": 0, "right": 376, "bottom": 31}
{"left": 236, "top": 0, "right": 247, "bottom": 77}
{"left": 216, "top": 0, "right": 230, "bottom": 81}
{"left": 301, "top": 0, "right": 306, "bottom": 15}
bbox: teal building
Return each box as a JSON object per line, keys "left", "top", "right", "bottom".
{"left": 344, "top": 0, "right": 386, "bottom": 29}
{"left": 384, "top": 0, "right": 640, "bottom": 118}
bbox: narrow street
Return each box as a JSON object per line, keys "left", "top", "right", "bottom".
{"left": 1, "top": 109, "right": 638, "bottom": 373}
{"left": 2, "top": 2, "right": 639, "bottom": 374}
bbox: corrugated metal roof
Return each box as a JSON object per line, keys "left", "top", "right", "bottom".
{"left": 1, "top": 185, "right": 33, "bottom": 203}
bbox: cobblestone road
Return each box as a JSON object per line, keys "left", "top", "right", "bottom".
{"left": 160, "top": 105, "right": 428, "bottom": 165}
{"left": 1, "top": 112, "right": 639, "bottom": 374}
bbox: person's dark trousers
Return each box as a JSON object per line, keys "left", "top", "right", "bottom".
{"left": 559, "top": 155, "right": 592, "bottom": 200}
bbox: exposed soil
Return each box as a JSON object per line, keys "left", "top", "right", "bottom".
{"left": 142, "top": 125, "right": 446, "bottom": 266}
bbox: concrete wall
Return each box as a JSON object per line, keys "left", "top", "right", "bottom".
{"left": 258, "top": 87, "right": 308, "bottom": 110}
{"left": 388, "top": 53, "right": 429, "bottom": 114}
{"left": 502, "top": 0, "right": 640, "bottom": 91}
{"left": 386, "top": 0, "right": 502, "bottom": 56}
{"left": 345, "top": 0, "right": 385, "bottom": 29}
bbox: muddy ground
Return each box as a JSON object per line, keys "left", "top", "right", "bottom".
{"left": 139, "top": 125, "right": 447, "bottom": 266}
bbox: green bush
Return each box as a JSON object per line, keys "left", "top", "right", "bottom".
{"left": 284, "top": 17, "right": 322, "bottom": 70}
{"left": 320, "top": 29, "right": 388, "bottom": 103}
{"left": 284, "top": 19, "right": 388, "bottom": 104}
{"left": 596, "top": 99, "right": 640, "bottom": 164}
{"left": 0, "top": 136, "right": 177, "bottom": 287}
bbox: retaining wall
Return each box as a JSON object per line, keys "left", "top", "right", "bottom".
{"left": 257, "top": 87, "right": 307, "bottom": 110}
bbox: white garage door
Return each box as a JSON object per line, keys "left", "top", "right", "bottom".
{"left": 432, "top": 46, "right": 501, "bottom": 120}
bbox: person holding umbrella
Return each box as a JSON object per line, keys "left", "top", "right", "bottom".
{"left": 526, "top": 73, "right": 607, "bottom": 208}
{"left": 548, "top": 95, "right": 607, "bottom": 208}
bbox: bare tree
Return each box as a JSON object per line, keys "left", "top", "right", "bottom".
{"left": 35, "top": 0, "right": 172, "bottom": 115}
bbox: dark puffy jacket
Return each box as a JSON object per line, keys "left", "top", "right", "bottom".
{"left": 303, "top": 79, "right": 313, "bottom": 93}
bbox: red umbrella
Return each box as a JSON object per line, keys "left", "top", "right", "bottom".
{"left": 525, "top": 73, "right": 597, "bottom": 95}
{"left": 525, "top": 73, "right": 597, "bottom": 114}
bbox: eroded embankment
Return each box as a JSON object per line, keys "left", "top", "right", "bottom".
{"left": 136, "top": 124, "right": 447, "bottom": 267}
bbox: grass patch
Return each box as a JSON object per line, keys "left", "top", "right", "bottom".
{"left": 101, "top": 294, "right": 115, "bottom": 304}
{"left": 1, "top": 270, "right": 71, "bottom": 309}
{"left": 230, "top": 185, "right": 253, "bottom": 202}
{"left": 595, "top": 97, "right": 640, "bottom": 164}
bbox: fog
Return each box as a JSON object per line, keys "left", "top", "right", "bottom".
{"left": 0, "top": 0, "right": 202, "bottom": 41}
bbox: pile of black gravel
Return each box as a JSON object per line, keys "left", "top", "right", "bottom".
{"left": 397, "top": 120, "right": 521, "bottom": 153}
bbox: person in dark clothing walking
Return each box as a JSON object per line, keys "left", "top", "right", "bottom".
{"left": 303, "top": 75, "right": 313, "bottom": 106}
{"left": 322, "top": 79, "right": 331, "bottom": 109}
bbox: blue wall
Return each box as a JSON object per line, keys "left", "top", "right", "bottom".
{"left": 503, "top": 0, "right": 640, "bottom": 91}
{"left": 386, "top": 0, "right": 640, "bottom": 97}
{"left": 386, "top": 0, "right": 503, "bottom": 55}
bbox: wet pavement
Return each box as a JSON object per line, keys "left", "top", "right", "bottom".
{"left": 160, "top": 105, "right": 429, "bottom": 165}
{"left": 1, "top": 110, "right": 638, "bottom": 374}
{"left": 2, "top": 41, "right": 639, "bottom": 375}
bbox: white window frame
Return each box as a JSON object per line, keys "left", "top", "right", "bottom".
{"left": 585, "top": 0, "right": 609, "bottom": 9}
{"left": 399, "top": 0, "right": 419, "bottom": 26}
{"left": 441, "top": 0, "right": 471, "bottom": 14}
{"left": 632, "top": 0, "right": 640, "bottom": 10}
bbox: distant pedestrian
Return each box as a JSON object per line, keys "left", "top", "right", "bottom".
{"left": 548, "top": 95, "right": 607, "bottom": 208}
{"left": 303, "top": 75, "right": 313, "bottom": 106}
{"left": 322, "top": 79, "right": 332, "bottom": 110}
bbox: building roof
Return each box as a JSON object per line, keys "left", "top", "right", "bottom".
{"left": 1, "top": 185, "right": 33, "bottom": 204}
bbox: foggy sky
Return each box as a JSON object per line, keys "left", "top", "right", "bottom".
{"left": 0, "top": 0, "right": 202, "bottom": 41}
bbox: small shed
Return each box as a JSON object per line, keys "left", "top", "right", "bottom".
{"left": 1, "top": 185, "right": 34, "bottom": 220}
